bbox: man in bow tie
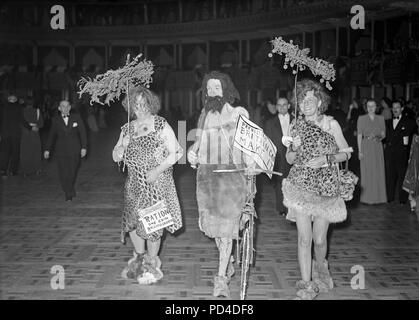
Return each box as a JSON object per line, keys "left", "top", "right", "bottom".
{"left": 384, "top": 99, "right": 416, "bottom": 204}
{"left": 265, "top": 97, "right": 293, "bottom": 216}
{"left": 44, "top": 100, "right": 87, "bottom": 201}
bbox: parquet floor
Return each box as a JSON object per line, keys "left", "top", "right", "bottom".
{"left": 1, "top": 126, "right": 419, "bottom": 300}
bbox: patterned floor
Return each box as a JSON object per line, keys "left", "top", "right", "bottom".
{"left": 1, "top": 127, "right": 419, "bottom": 300}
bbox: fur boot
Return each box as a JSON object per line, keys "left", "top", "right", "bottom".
{"left": 312, "top": 259, "right": 334, "bottom": 292}
{"left": 121, "top": 250, "right": 146, "bottom": 280}
{"left": 137, "top": 254, "right": 163, "bottom": 285}
{"left": 295, "top": 280, "right": 319, "bottom": 300}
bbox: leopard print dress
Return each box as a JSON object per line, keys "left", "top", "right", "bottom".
{"left": 282, "top": 116, "right": 356, "bottom": 223}
{"left": 120, "top": 116, "right": 182, "bottom": 242}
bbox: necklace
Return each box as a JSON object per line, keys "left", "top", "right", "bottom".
{"left": 305, "top": 114, "right": 323, "bottom": 125}
{"left": 134, "top": 116, "right": 153, "bottom": 136}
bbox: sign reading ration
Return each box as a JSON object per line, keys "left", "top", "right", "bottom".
{"left": 233, "top": 115, "right": 277, "bottom": 178}
{"left": 138, "top": 200, "right": 174, "bottom": 234}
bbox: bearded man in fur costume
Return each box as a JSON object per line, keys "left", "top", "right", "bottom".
{"left": 187, "top": 71, "right": 260, "bottom": 298}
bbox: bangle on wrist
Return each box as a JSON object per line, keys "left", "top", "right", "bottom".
{"left": 326, "top": 154, "right": 332, "bottom": 166}
{"left": 116, "top": 145, "right": 124, "bottom": 156}
{"left": 326, "top": 154, "right": 336, "bottom": 166}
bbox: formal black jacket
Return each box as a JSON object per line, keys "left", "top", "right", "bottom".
{"left": 0, "top": 101, "right": 31, "bottom": 137}
{"left": 402, "top": 107, "right": 415, "bottom": 120}
{"left": 264, "top": 113, "right": 293, "bottom": 176}
{"left": 384, "top": 115, "right": 416, "bottom": 155}
{"left": 45, "top": 112, "right": 87, "bottom": 156}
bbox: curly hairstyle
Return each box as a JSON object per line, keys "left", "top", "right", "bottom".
{"left": 293, "top": 79, "right": 330, "bottom": 115}
{"left": 364, "top": 98, "right": 379, "bottom": 113}
{"left": 392, "top": 98, "right": 404, "bottom": 108}
{"left": 200, "top": 71, "right": 240, "bottom": 106}
{"left": 366, "top": 98, "right": 378, "bottom": 106}
{"left": 122, "top": 86, "right": 160, "bottom": 120}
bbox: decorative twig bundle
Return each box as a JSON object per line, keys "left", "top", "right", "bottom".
{"left": 77, "top": 54, "right": 154, "bottom": 105}
{"left": 269, "top": 37, "right": 336, "bottom": 90}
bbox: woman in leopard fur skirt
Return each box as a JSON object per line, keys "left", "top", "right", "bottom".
{"left": 112, "top": 86, "right": 183, "bottom": 285}
{"left": 282, "top": 79, "right": 358, "bottom": 300}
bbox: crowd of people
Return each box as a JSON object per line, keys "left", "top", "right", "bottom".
{"left": 105, "top": 71, "right": 360, "bottom": 300}
{"left": 351, "top": 98, "right": 418, "bottom": 212}
{"left": 0, "top": 92, "right": 107, "bottom": 192}
{"left": 2, "top": 71, "right": 419, "bottom": 300}
{"left": 251, "top": 94, "right": 419, "bottom": 213}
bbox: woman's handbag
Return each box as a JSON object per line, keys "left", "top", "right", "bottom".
{"left": 337, "top": 152, "right": 359, "bottom": 201}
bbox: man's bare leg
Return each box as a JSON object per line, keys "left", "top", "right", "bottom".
{"left": 213, "top": 237, "right": 233, "bottom": 297}
{"left": 215, "top": 237, "right": 233, "bottom": 276}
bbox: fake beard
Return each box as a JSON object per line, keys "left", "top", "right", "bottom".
{"left": 204, "top": 96, "right": 226, "bottom": 113}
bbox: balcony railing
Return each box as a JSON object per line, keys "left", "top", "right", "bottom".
{"left": 0, "top": 0, "right": 323, "bottom": 28}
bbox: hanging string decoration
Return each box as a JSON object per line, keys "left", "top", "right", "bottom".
{"left": 77, "top": 54, "right": 154, "bottom": 105}
{"left": 268, "top": 37, "right": 336, "bottom": 90}
{"left": 268, "top": 36, "right": 337, "bottom": 145}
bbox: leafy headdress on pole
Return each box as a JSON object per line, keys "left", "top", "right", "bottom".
{"left": 77, "top": 53, "right": 154, "bottom": 167}
{"left": 268, "top": 37, "right": 336, "bottom": 124}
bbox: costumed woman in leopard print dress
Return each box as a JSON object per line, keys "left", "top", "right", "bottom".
{"left": 112, "top": 86, "right": 183, "bottom": 285}
{"left": 282, "top": 79, "right": 358, "bottom": 299}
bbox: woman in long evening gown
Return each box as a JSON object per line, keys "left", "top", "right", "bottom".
{"left": 20, "top": 101, "right": 44, "bottom": 176}
{"left": 402, "top": 116, "right": 419, "bottom": 220}
{"left": 357, "top": 99, "right": 387, "bottom": 204}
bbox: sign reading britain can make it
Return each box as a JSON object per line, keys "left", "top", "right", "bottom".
{"left": 233, "top": 115, "right": 277, "bottom": 179}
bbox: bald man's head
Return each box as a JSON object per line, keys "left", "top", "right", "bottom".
{"left": 276, "top": 97, "right": 290, "bottom": 115}
{"left": 58, "top": 100, "right": 71, "bottom": 116}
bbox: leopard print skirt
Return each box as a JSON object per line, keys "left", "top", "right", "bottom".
{"left": 282, "top": 165, "right": 347, "bottom": 223}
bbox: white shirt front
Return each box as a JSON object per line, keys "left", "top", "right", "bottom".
{"left": 278, "top": 113, "right": 290, "bottom": 136}
{"left": 62, "top": 115, "right": 69, "bottom": 126}
{"left": 393, "top": 116, "right": 401, "bottom": 129}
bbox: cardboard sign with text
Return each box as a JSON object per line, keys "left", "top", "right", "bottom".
{"left": 138, "top": 200, "right": 174, "bottom": 234}
{"left": 233, "top": 115, "right": 277, "bottom": 178}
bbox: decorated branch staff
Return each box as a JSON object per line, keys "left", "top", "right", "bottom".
{"left": 187, "top": 71, "right": 261, "bottom": 298}
{"left": 269, "top": 38, "right": 358, "bottom": 300}
{"left": 78, "top": 55, "right": 183, "bottom": 285}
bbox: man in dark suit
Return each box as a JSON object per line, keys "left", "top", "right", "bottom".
{"left": 384, "top": 99, "right": 416, "bottom": 204}
{"left": 261, "top": 98, "right": 278, "bottom": 129}
{"left": 0, "top": 94, "right": 32, "bottom": 177}
{"left": 402, "top": 99, "right": 416, "bottom": 120}
{"left": 44, "top": 100, "right": 87, "bottom": 201}
{"left": 265, "top": 97, "right": 293, "bottom": 216}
